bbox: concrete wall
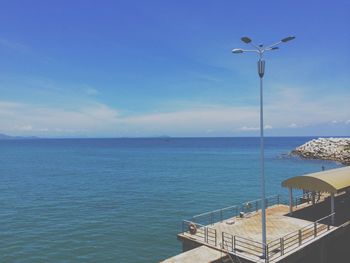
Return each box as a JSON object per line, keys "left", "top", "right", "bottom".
{"left": 178, "top": 236, "right": 255, "bottom": 263}
{"left": 178, "top": 236, "right": 203, "bottom": 252}
{"left": 278, "top": 222, "right": 350, "bottom": 263}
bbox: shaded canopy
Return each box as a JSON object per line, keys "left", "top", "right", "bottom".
{"left": 282, "top": 166, "right": 350, "bottom": 194}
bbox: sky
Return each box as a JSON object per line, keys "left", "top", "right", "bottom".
{"left": 0, "top": 0, "right": 349, "bottom": 137}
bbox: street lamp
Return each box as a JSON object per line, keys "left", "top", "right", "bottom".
{"left": 232, "top": 36, "right": 295, "bottom": 258}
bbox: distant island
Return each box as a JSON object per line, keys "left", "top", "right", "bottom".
{"left": 0, "top": 133, "right": 39, "bottom": 140}
{"left": 291, "top": 137, "right": 350, "bottom": 165}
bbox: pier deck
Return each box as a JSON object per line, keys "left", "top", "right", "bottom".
{"left": 179, "top": 200, "right": 337, "bottom": 262}
{"left": 210, "top": 204, "right": 313, "bottom": 243}
{"left": 166, "top": 167, "right": 350, "bottom": 262}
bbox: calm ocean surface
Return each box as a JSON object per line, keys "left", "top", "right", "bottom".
{"left": 0, "top": 137, "right": 342, "bottom": 263}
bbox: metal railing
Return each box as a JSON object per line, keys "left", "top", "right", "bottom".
{"left": 191, "top": 195, "right": 281, "bottom": 226}
{"left": 182, "top": 220, "right": 217, "bottom": 247}
{"left": 292, "top": 193, "right": 316, "bottom": 208}
{"left": 182, "top": 196, "right": 335, "bottom": 262}
{"left": 222, "top": 232, "right": 264, "bottom": 258}
{"left": 219, "top": 213, "right": 335, "bottom": 262}
{"left": 183, "top": 211, "right": 335, "bottom": 262}
{"left": 267, "top": 213, "right": 335, "bottom": 260}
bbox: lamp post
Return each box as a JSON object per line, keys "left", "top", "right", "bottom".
{"left": 232, "top": 36, "right": 295, "bottom": 258}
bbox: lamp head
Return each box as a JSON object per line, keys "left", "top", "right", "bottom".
{"left": 232, "top": 48, "right": 244, "bottom": 54}
{"left": 241, "top": 37, "right": 252, "bottom": 44}
{"left": 281, "top": 36, "right": 295, "bottom": 43}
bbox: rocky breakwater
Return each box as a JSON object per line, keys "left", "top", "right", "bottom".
{"left": 291, "top": 138, "right": 350, "bottom": 165}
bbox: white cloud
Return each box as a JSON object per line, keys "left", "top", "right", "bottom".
{"left": 16, "top": 125, "right": 33, "bottom": 131}
{"left": 84, "top": 86, "right": 99, "bottom": 95}
{"left": 239, "top": 125, "right": 272, "bottom": 131}
{"left": 264, "top": 86, "right": 350, "bottom": 127}
{"left": 239, "top": 126, "right": 259, "bottom": 131}
{"left": 0, "top": 84, "right": 349, "bottom": 137}
{"left": 0, "top": 101, "right": 120, "bottom": 136}
{"left": 122, "top": 106, "right": 261, "bottom": 136}
{"left": 0, "top": 101, "right": 261, "bottom": 136}
{"left": 0, "top": 38, "right": 30, "bottom": 52}
{"left": 0, "top": 101, "right": 23, "bottom": 109}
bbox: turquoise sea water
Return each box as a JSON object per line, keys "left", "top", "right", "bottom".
{"left": 0, "top": 137, "right": 342, "bottom": 263}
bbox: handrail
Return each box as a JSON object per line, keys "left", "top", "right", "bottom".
{"left": 191, "top": 194, "right": 281, "bottom": 225}
{"left": 235, "top": 235, "right": 265, "bottom": 245}
{"left": 193, "top": 195, "right": 278, "bottom": 218}
{"left": 314, "top": 212, "right": 335, "bottom": 223}
{"left": 182, "top": 220, "right": 217, "bottom": 246}
{"left": 193, "top": 205, "right": 238, "bottom": 218}
{"left": 267, "top": 212, "right": 335, "bottom": 260}
{"left": 222, "top": 231, "right": 264, "bottom": 258}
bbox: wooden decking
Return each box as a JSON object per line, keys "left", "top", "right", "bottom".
{"left": 211, "top": 205, "right": 311, "bottom": 243}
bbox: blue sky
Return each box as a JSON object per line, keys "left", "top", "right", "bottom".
{"left": 0, "top": 0, "right": 349, "bottom": 137}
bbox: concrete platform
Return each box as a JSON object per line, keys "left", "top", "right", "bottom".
{"left": 160, "top": 245, "right": 223, "bottom": 263}
{"left": 210, "top": 205, "right": 312, "bottom": 243}
{"left": 178, "top": 204, "right": 337, "bottom": 262}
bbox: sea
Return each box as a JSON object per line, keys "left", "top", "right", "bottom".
{"left": 0, "top": 137, "right": 343, "bottom": 263}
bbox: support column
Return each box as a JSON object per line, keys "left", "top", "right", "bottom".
{"left": 289, "top": 187, "right": 293, "bottom": 214}
{"left": 331, "top": 193, "right": 335, "bottom": 225}
{"left": 312, "top": 191, "right": 315, "bottom": 205}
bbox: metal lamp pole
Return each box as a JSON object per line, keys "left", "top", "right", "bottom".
{"left": 232, "top": 36, "right": 295, "bottom": 258}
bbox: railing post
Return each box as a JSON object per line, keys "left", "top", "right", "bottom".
{"left": 182, "top": 221, "right": 184, "bottom": 233}
{"left": 222, "top": 232, "right": 225, "bottom": 249}
{"left": 280, "top": 237, "right": 284, "bottom": 255}
{"left": 231, "top": 235, "right": 234, "bottom": 251}
{"left": 265, "top": 244, "right": 269, "bottom": 263}
{"left": 205, "top": 227, "right": 208, "bottom": 243}
{"left": 220, "top": 209, "right": 223, "bottom": 222}
{"left": 215, "top": 229, "right": 217, "bottom": 246}
{"left": 234, "top": 236, "right": 236, "bottom": 251}
{"left": 331, "top": 194, "right": 335, "bottom": 225}
{"left": 314, "top": 222, "right": 317, "bottom": 237}
{"left": 298, "top": 229, "right": 302, "bottom": 245}
{"left": 211, "top": 212, "right": 213, "bottom": 225}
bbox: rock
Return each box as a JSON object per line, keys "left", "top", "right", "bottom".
{"left": 291, "top": 138, "right": 350, "bottom": 165}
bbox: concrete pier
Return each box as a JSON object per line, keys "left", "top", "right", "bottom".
{"left": 162, "top": 192, "right": 350, "bottom": 263}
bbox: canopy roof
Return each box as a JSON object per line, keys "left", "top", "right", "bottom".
{"left": 282, "top": 166, "right": 350, "bottom": 194}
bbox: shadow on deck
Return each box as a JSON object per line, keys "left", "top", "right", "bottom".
{"left": 288, "top": 192, "right": 350, "bottom": 227}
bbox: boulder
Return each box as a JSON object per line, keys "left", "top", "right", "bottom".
{"left": 291, "top": 138, "right": 350, "bottom": 165}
